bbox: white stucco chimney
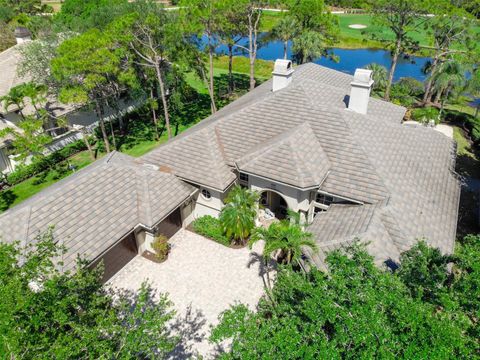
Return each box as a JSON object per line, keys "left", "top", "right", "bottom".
{"left": 272, "top": 59, "right": 294, "bottom": 92}
{"left": 14, "top": 27, "right": 32, "bottom": 44}
{"left": 348, "top": 68, "right": 374, "bottom": 115}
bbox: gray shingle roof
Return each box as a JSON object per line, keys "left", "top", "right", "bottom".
{"left": 236, "top": 122, "right": 330, "bottom": 189}
{"left": 142, "top": 62, "right": 460, "bottom": 265}
{"left": 0, "top": 45, "right": 28, "bottom": 113}
{"left": 0, "top": 152, "right": 195, "bottom": 271}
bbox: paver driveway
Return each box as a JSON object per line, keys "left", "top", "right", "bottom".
{"left": 108, "top": 229, "right": 269, "bottom": 359}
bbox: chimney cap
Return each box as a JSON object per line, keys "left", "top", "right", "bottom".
{"left": 273, "top": 59, "right": 293, "bottom": 75}
{"left": 14, "top": 27, "right": 31, "bottom": 38}
{"left": 351, "top": 68, "right": 374, "bottom": 87}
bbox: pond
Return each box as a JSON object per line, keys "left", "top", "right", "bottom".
{"left": 211, "top": 35, "right": 432, "bottom": 82}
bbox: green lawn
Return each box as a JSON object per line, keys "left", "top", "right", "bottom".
{"left": 0, "top": 151, "right": 100, "bottom": 212}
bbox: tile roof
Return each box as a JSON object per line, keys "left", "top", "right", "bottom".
{"left": 236, "top": 122, "right": 331, "bottom": 189}
{"left": 0, "top": 45, "right": 27, "bottom": 105}
{"left": 0, "top": 152, "right": 195, "bottom": 271}
{"left": 142, "top": 62, "right": 460, "bottom": 265}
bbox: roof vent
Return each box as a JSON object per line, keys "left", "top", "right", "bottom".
{"left": 272, "top": 59, "right": 294, "bottom": 92}
{"left": 348, "top": 68, "right": 374, "bottom": 115}
{"left": 143, "top": 163, "right": 159, "bottom": 171}
{"left": 14, "top": 27, "right": 32, "bottom": 44}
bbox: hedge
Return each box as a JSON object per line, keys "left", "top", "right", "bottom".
{"left": 192, "top": 215, "right": 231, "bottom": 246}
{"left": 6, "top": 140, "right": 87, "bottom": 185}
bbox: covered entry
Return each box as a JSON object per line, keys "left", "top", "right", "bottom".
{"left": 90, "top": 232, "right": 138, "bottom": 283}
{"left": 260, "top": 190, "right": 289, "bottom": 220}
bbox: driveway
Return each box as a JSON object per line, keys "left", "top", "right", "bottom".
{"left": 108, "top": 229, "right": 269, "bottom": 359}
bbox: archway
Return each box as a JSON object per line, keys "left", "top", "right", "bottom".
{"left": 259, "top": 190, "right": 289, "bottom": 220}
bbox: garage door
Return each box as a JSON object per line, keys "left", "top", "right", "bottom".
{"left": 157, "top": 208, "right": 182, "bottom": 238}
{"left": 90, "top": 232, "right": 137, "bottom": 283}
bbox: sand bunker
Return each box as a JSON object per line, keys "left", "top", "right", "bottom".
{"left": 348, "top": 24, "right": 367, "bottom": 29}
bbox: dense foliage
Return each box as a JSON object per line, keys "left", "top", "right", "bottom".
{"left": 5, "top": 140, "right": 87, "bottom": 185}
{"left": 212, "top": 236, "right": 480, "bottom": 358}
{"left": 0, "top": 230, "right": 178, "bottom": 358}
{"left": 192, "top": 215, "right": 231, "bottom": 246}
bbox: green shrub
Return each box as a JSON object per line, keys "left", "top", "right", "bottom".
{"left": 192, "top": 216, "right": 230, "bottom": 246}
{"left": 411, "top": 107, "right": 441, "bottom": 125}
{"left": 6, "top": 140, "right": 87, "bottom": 185}
{"left": 152, "top": 234, "right": 170, "bottom": 261}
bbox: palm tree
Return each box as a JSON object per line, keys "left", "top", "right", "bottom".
{"left": 0, "top": 85, "right": 27, "bottom": 119}
{"left": 430, "top": 60, "right": 466, "bottom": 112}
{"left": 272, "top": 16, "right": 298, "bottom": 60}
{"left": 250, "top": 216, "right": 318, "bottom": 269}
{"left": 219, "top": 185, "right": 259, "bottom": 246}
{"left": 366, "top": 63, "right": 388, "bottom": 95}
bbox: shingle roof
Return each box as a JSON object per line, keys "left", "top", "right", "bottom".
{"left": 142, "top": 62, "right": 460, "bottom": 265}
{"left": 0, "top": 152, "right": 195, "bottom": 271}
{"left": 236, "top": 122, "right": 330, "bottom": 189}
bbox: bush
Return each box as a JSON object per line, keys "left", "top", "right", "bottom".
{"left": 6, "top": 140, "right": 87, "bottom": 185}
{"left": 411, "top": 107, "right": 441, "bottom": 125}
{"left": 391, "top": 77, "right": 425, "bottom": 107}
{"left": 152, "top": 234, "right": 169, "bottom": 261}
{"left": 192, "top": 216, "right": 230, "bottom": 246}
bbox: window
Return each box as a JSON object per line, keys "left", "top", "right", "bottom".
{"left": 239, "top": 173, "right": 249, "bottom": 183}
{"left": 316, "top": 193, "right": 334, "bottom": 206}
{"left": 201, "top": 189, "right": 212, "bottom": 200}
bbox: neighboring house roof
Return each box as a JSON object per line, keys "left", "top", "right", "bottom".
{"left": 142, "top": 63, "right": 460, "bottom": 266}
{"left": 0, "top": 152, "right": 195, "bottom": 271}
{"left": 0, "top": 44, "right": 29, "bottom": 113}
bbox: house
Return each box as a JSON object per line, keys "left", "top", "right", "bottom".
{"left": 0, "top": 60, "right": 461, "bottom": 280}
{"left": 0, "top": 29, "right": 137, "bottom": 173}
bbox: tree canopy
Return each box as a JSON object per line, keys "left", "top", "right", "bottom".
{"left": 0, "top": 229, "right": 178, "bottom": 358}
{"left": 212, "top": 237, "right": 480, "bottom": 358}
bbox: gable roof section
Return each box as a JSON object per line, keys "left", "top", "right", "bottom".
{"left": 236, "top": 122, "right": 331, "bottom": 189}
{"left": 0, "top": 152, "right": 194, "bottom": 271}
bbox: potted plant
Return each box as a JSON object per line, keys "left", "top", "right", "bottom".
{"left": 151, "top": 234, "right": 170, "bottom": 263}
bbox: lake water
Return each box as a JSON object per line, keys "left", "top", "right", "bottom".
{"left": 212, "top": 35, "right": 432, "bottom": 82}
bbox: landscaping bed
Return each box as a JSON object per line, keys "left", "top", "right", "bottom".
{"left": 189, "top": 216, "right": 247, "bottom": 249}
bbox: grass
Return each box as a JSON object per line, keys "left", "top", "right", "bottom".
{"left": 0, "top": 151, "right": 100, "bottom": 212}
{"left": 213, "top": 56, "right": 274, "bottom": 79}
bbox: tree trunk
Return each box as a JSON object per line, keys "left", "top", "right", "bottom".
{"left": 422, "top": 55, "right": 440, "bottom": 105}
{"left": 384, "top": 38, "right": 402, "bottom": 101}
{"left": 248, "top": 26, "right": 256, "bottom": 90}
{"left": 150, "top": 88, "right": 159, "bottom": 141}
{"left": 434, "top": 88, "right": 443, "bottom": 104}
{"left": 95, "top": 101, "right": 110, "bottom": 153}
{"left": 109, "top": 118, "right": 117, "bottom": 149}
{"left": 154, "top": 62, "right": 172, "bottom": 139}
{"left": 81, "top": 128, "right": 95, "bottom": 161}
{"left": 228, "top": 44, "right": 234, "bottom": 96}
{"left": 283, "top": 41, "right": 288, "bottom": 60}
{"left": 208, "top": 35, "right": 217, "bottom": 113}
